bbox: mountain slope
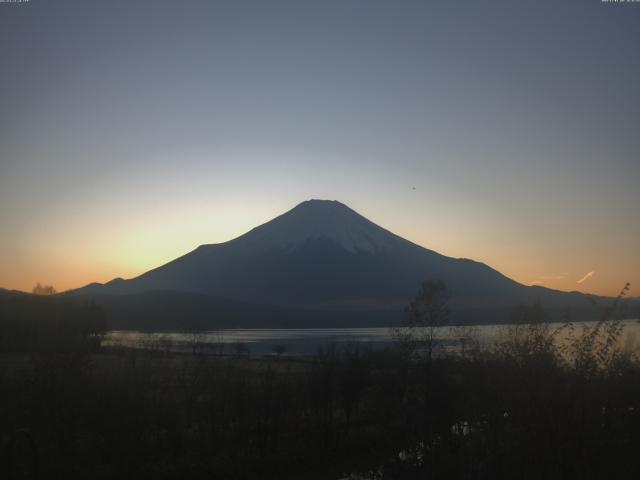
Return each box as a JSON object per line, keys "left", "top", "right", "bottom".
{"left": 70, "top": 199, "right": 606, "bottom": 326}
{"left": 75, "top": 201, "right": 520, "bottom": 303}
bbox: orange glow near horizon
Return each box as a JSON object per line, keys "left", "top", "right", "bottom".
{"left": 1, "top": 199, "right": 636, "bottom": 299}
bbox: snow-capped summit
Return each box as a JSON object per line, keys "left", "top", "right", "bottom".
{"left": 232, "top": 199, "right": 404, "bottom": 254}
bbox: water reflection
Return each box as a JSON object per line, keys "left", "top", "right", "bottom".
{"left": 102, "top": 319, "right": 640, "bottom": 356}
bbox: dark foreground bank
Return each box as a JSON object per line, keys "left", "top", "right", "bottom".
{"left": 1, "top": 288, "right": 639, "bottom": 479}
{"left": 1, "top": 327, "right": 639, "bottom": 480}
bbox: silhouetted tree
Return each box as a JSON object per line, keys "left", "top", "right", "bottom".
{"left": 400, "top": 280, "right": 451, "bottom": 361}
{"left": 32, "top": 283, "right": 56, "bottom": 295}
{"left": 234, "top": 341, "right": 249, "bottom": 359}
{"left": 272, "top": 344, "right": 287, "bottom": 359}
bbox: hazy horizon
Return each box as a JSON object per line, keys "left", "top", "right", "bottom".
{"left": 1, "top": 0, "right": 639, "bottom": 297}
{"left": 1, "top": 197, "right": 636, "bottom": 298}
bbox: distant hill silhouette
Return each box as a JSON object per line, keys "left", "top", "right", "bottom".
{"left": 67, "top": 200, "right": 618, "bottom": 328}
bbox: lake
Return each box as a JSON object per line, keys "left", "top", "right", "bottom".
{"left": 103, "top": 319, "right": 640, "bottom": 356}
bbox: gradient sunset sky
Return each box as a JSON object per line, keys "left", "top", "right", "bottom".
{"left": 1, "top": 0, "right": 638, "bottom": 297}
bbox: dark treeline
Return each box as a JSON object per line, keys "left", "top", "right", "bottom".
{"left": 0, "top": 285, "right": 638, "bottom": 479}
{"left": 0, "top": 292, "right": 106, "bottom": 352}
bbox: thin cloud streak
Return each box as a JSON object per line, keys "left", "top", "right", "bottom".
{"left": 577, "top": 271, "right": 595, "bottom": 284}
{"left": 528, "top": 273, "right": 567, "bottom": 286}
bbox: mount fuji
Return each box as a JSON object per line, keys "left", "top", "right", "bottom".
{"left": 70, "top": 200, "right": 602, "bottom": 328}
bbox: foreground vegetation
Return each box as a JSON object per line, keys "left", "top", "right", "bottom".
{"left": 0, "top": 286, "right": 638, "bottom": 479}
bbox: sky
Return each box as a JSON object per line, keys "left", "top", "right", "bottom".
{"left": 1, "top": 0, "right": 638, "bottom": 297}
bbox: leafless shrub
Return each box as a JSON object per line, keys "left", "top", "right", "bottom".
{"left": 567, "top": 283, "right": 631, "bottom": 377}
{"left": 392, "top": 280, "right": 451, "bottom": 362}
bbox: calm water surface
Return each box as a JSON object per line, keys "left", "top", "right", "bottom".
{"left": 103, "top": 319, "right": 640, "bottom": 356}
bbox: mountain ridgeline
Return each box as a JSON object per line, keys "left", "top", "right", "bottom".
{"left": 70, "top": 200, "right": 609, "bottom": 329}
